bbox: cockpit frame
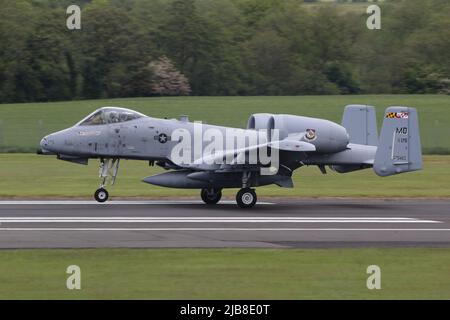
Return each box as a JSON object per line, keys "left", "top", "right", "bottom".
{"left": 76, "top": 107, "right": 146, "bottom": 126}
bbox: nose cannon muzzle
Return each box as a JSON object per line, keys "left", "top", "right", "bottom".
{"left": 37, "top": 136, "right": 55, "bottom": 155}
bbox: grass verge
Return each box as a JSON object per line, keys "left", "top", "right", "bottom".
{"left": 0, "top": 248, "right": 449, "bottom": 299}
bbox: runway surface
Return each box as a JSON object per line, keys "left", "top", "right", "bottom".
{"left": 1, "top": 199, "right": 450, "bottom": 248}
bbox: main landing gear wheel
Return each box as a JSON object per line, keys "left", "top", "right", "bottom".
{"left": 236, "top": 188, "right": 257, "bottom": 209}
{"left": 94, "top": 188, "right": 109, "bottom": 203}
{"left": 201, "top": 188, "right": 222, "bottom": 205}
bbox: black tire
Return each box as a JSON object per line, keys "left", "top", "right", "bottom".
{"left": 236, "top": 188, "right": 257, "bottom": 208}
{"left": 201, "top": 188, "right": 222, "bottom": 205}
{"left": 94, "top": 188, "right": 109, "bottom": 203}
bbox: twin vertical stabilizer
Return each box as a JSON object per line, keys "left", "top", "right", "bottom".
{"left": 342, "top": 105, "right": 422, "bottom": 177}
{"left": 373, "top": 106, "right": 422, "bottom": 176}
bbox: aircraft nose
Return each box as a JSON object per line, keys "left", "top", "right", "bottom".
{"left": 40, "top": 136, "right": 48, "bottom": 148}
{"left": 37, "top": 135, "right": 55, "bottom": 155}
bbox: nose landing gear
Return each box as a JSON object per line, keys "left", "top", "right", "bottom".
{"left": 94, "top": 158, "right": 119, "bottom": 203}
{"left": 94, "top": 188, "right": 109, "bottom": 203}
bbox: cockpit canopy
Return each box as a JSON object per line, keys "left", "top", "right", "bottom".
{"left": 77, "top": 107, "right": 145, "bottom": 126}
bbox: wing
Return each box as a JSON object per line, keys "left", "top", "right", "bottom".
{"left": 181, "top": 137, "right": 316, "bottom": 171}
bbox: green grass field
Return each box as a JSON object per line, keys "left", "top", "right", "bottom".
{"left": 0, "top": 154, "right": 448, "bottom": 198}
{"left": 0, "top": 248, "right": 449, "bottom": 299}
{"left": 0, "top": 95, "right": 449, "bottom": 153}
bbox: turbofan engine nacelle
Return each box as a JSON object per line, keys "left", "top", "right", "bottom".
{"left": 247, "top": 113, "right": 278, "bottom": 142}
{"left": 247, "top": 113, "right": 349, "bottom": 153}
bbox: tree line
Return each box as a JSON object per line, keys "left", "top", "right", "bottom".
{"left": 0, "top": 0, "right": 448, "bottom": 103}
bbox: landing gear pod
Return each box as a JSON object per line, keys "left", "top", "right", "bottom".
{"left": 373, "top": 107, "right": 422, "bottom": 177}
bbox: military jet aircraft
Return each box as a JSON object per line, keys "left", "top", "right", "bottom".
{"left": 38, "top": 105, "right": 422, "bottom": 208}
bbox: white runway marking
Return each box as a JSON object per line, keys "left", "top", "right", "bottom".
{"left": 0, "top": 217, "right": 440, "bottom": 223}
{"left": 0, "top": 200, "right": 274, "bottom": 205}
{"left": 0, "top": 228, "right": 449, "bottom": 231}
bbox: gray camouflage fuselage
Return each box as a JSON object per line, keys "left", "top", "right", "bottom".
{"left": 39, "top": 105, "right": 422, "bottom": 190}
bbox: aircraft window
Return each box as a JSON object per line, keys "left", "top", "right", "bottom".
{"left": 78, "top": 108, "right": 143, "bottom": 126}
{"left": 119, "top": 112, "right": 141, "bottom": 122}
{"left": 104, "top": 110, "right": 142, "bottom": 123}
{"left": 105, "top": 110, "right": 120, "bottom": 124}
{"left": 79, "top": 111, "right": 106, "bottom": 126}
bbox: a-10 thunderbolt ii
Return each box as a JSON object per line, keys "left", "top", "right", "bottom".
{"left": 38, "top": 105, "right": 422, "bottom": 208}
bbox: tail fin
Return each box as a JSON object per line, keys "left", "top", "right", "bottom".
{"left": 342, "top": 105, "right": 378, "bottom": 146}
{"left": 373, "top": 106, "right": 422, "bottom": 177}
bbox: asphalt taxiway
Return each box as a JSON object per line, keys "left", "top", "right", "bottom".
{"left": 0, "top": 199, "right": 450, "bottom": 248}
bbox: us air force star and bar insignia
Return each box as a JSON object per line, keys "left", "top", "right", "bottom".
{"left": 386, "top": 112, "right": 409, "bottom": 119}
{"left": 156, "top": 133, "right": 169, "bottom": 144}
